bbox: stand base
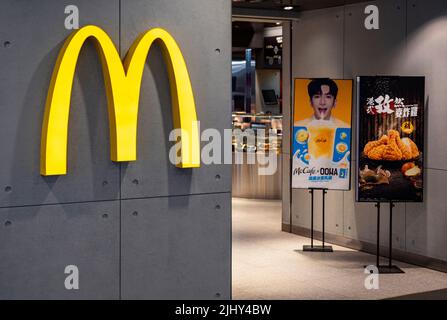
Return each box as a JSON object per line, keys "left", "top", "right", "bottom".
{"left": 364, "top": 265, "right": 405, "bottom": 274}
{"left": 303, "top": 245, "right": 333, "bottom": 252}
{"left": 377, "top": 265, "right": 405, "bottom": 274}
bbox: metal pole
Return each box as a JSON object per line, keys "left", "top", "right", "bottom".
{"left": 310, "top": 189, "right": 314, "bottom": 248}
{"left": 389, "top": 201, "right": 394, "bottom": 268}
{"left": 376, "top": 202, "right": 380, "bottom": 267}
{"left": 322, "top": 189, "right": 326, "bottom": 248}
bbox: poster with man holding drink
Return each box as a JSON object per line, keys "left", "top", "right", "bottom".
{"left": 292, "top": 78, "right": 353, "bottom": 190}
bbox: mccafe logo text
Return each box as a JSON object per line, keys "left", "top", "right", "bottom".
{"left": 293, "top": 167, "right": 339, "bottom": 176}
{"left": 41, "top": 25, "right": 199, "bottom": 176}
{"left": 293, "top": 167, "right": 317, "bottom": 176}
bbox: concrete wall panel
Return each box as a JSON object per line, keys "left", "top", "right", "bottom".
{"left": 406, "top": 169, "right": 447, "bottom": 261}
{"left": 121, "top": 193, "right": 231, "bottom": 300}
{"left": 292, "top": 7, "right": 344, "bottom": 79}
{"left": 0, "top": 201, "right": 120, "bottom": 299}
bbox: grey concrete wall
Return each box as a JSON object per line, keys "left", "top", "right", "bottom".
{"left": 0, "top": 0, "right": 231, "bottom": 299}
{"left": 283, "top": 0, "right": 447, "bottom": 263}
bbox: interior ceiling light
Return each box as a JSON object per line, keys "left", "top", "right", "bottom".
{"left": 284, "top": 6, "right": 294, "bottom": 10}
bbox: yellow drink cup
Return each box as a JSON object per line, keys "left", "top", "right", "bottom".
{"left": 308, "top": 126, "right": 335, "bottom": 159}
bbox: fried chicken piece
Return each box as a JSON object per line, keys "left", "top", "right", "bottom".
{"left": 401, "top": 137, "right": 420, "bottom": 158}
{"left": 390, "top": 129, "right": 412, "bottom": 160}
{"left": 397, "top": 137, "right": 413, "bottom": 160}
{"left": 367, "top": 144, "right": 387, "bottom": 160}
{"left": 364, "top": 135, "right": 389, "bottom": 155}
{"left": 390, "top": 129, "right": 420, "bottom": 160}
{"left": 382, "top": 130, "right": 402, "bottom": 161}
{"left": 382, "top": 145, "right": 402, "bottom": 160}
{"left": 387, "top": 129, "right": 399, "bottom": 140}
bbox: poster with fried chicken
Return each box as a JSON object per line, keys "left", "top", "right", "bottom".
{"left": 292, "top": 78, "right": 353, "bottom": 190}
{"left": 356, "top": 76, "right": 425, "bottom": 202}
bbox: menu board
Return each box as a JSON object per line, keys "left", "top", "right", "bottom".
{"left": 356, "top": 76, "right": 425, "bottom": 202}
{"left": 292, "top": 78, "right": 353, "bottom": 190}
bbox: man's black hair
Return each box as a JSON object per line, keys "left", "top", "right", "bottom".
{"left": 307, "top": 78, "right": 338, "bottom": 100}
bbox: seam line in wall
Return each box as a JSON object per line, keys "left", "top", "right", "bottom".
{"left": 425, "top": 167, "right": 447, "bottom": 172}
{"left": 0, "top": 191, "right": 232, "bottom": 210}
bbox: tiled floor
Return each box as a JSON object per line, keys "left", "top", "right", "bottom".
{"left": 232, "top": 197, "right": 447, "bottom": 300}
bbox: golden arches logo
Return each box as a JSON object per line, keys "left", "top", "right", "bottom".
{"left": 41, "top": 25, "right": 200, "bottom": 176}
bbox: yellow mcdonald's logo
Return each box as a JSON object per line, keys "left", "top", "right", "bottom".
{"left": 41, "top": 25, "right": 200, "bottom": 176}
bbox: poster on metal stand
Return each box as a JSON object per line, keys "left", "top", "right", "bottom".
{"left": 291, "top": 78, "right": 353, "bottom": 252}
{"left": 292, "top": 78, "right": 353, "bottom": 190}
{"left": 356, "top": 76, "right": 425, "bottom": 273}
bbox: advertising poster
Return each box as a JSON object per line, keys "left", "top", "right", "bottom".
{"left": 356, "top": 76, "right": 425, "bottom": 202}
{"left": 292, "top": 78, "right": 353, "bottom": 190}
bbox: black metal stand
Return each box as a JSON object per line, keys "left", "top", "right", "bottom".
{"left": 372, "top": 201, "right": 404, "bottom": 274}
{"left": 303, "top": 188, "right": 333, "bottom": 252}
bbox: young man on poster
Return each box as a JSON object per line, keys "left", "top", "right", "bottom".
{"left": 294, "top": 78, "right": 349, "bottom": 128}
{"left": 292, "top": 78, "right": 351, "bottom": 190}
